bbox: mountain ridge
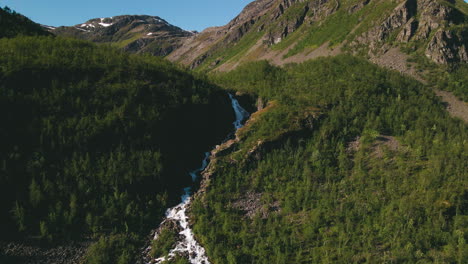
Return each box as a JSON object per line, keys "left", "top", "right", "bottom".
{"left": 51, "top": 15, "right": 195, "bottom": 57}
{"left": 47, "top": 0, "right": 468, "bottom": 73}
{"left": 165, "top": 0, "right": 468, "bottom": 71}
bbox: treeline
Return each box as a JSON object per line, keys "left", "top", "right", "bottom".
{"left": 436, "top": 64, "right": 468, "bottom": 101}
{"left": 0, "top": 6, "right": 51, "bottom": 38}
{"left": 0, "top": 36, "right": 233, "bottom": 262}
{"left": 192, "top": 56, "right": 468, "bottom": 263}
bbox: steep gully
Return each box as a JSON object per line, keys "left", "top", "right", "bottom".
{"left": 143, "top": 93, "right": 250, "bottom": 264}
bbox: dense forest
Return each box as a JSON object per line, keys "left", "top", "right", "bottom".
{"left": 187, "top": 56, "right": 468, "bottom": 263}
{"left": 0, "top": 35, "right": 234, "bottom": 263}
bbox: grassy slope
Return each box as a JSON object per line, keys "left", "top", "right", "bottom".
{"left": 193, "top": 0, "right": 399, "bottom": 70}
{"left": 280, "top": 0, "right": 398, "bottom": 57}
{"left": 195, "top": 17, "right": 268, "bottom": 72}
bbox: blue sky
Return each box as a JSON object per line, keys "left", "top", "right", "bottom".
{"left": 1, "top": 0, "right": 254, "bottom": 31}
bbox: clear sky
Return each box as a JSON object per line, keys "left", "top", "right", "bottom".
{"left": 1, "top": 0, "right": 254, "bottom": 31}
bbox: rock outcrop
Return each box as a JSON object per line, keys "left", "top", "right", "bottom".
{"left": 353, "top": 0, "right": 417, "bottom": 50}
{"left": 352, "top": 0, "right": 467, "bottom": 64}
{"left": 231, "top": 191, "right": 281, "bottom": 219}
{"left": 265, "top": 0, "right": 311, "bottom": 45}
{"left": 426, "top": 28, "right": 468, "bottom": 64}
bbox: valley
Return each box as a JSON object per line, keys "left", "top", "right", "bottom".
{"left": 1, "top": 0, "right": 467, "bottom": 263}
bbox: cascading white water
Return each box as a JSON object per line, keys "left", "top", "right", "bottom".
{"left": 146, "top": 93, "right": 249, "bottom": 264}
{"left": 229, "top": 93, "right": 250, "bottom": 130}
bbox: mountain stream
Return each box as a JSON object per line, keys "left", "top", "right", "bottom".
{"left": 144, "top": 93, "right": 250, "bottom": 264}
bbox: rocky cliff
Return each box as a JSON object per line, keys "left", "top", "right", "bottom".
{"left": 351, "top": 0, "right": 468, "bottom": 64}
{"left": 165, "top": 0, "right": 468, "bottom": 71}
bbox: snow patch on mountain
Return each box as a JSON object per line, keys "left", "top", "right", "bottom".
{"left": 98, "top": 18, "right": 113, "bottom": 27}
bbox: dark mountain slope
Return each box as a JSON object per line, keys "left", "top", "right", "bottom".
{"left": 0, "top": 6, "right": 51, "bottom": 38}
{"left": 0, "top": 36, "right": 233, "bottom": 263}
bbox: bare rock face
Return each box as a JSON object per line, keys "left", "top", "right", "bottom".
{"left": 413, "top": 0, "right": 452, "bottom": 40}
{"left": 353, "top": 0, "right": 417, "bottom": 50}
{"left": 426, "top": 29, "right": 468, "bottom": 64}
{"left": 265, "top": 0, "right": 342, "bottom": 45}
{"left": 396, "top": 18, "right": 418, "bottom": 42}
{"left": 382, "top": 0, "right": 417, "bottom": 37}
{"left": 414, "top": 0, "right": 467, "bottom": 64}
{"left": 351, "top": 0, "right": 467, "bottom": 64}
{"left": 348, "top": 0, "right": 371, "bottom": 14}
{"left": 266, "top": 0, "right": 311, "bottom": 45}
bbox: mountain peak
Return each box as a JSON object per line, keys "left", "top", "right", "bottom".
{"left": 52, "top": 15, "right": 194, "bottom": 56}
{"left": 74, "top": 15, "right": 173, "bottom": 31}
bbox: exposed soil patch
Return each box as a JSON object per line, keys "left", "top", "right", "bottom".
{"left": 0, "top": 240, "right": 92, "bottom": 264}
{"left": 215, "top": 38, "right": 342, "bottom": 72}
{"left": 232, "top": 192, "right": 280, "bottom": 219}
{"left": 369, "top": 48, "right": 468, "bottom": 123}
{"left": 371, "top": 135, "right": 401, "bottom": 158}
{"left": 370, "top": 47, "right": 427, "bottom": 83}
{"left": 276, "top": 42, "right": 342, "bottom": 65}
{"left": 348, "top": 135, "right": 402, "bottom": 158}
{"left": 436, "top": 90, "right": 468, "bottom": 123}
{"left": 347, "top": 136, "right": 361, "bottom": 153}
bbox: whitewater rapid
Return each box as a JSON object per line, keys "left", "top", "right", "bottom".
{"left": 146, "top": 93, "right": 249, "bottom": 264}
{"left": 229, "top": 93, "right": 250, "bottom": 130}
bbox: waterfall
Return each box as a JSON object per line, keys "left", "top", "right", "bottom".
{"left": 144, "top": 93, "right": 249, "bottom": 264}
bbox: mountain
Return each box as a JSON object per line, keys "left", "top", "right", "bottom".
{"left": 47, "top": 0, "right": 468, "bottom": 74}
{"left": 0, "top": 6, "right": 51, "bottom": 38}
{"left": 166, "top": 0, "right": 468, "bottom": 71}
{"left": 1, "top": 2, "right": 468, "bottom": 264}
{"left": 51, "top": 15, "right": 195, "bottom": 56}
